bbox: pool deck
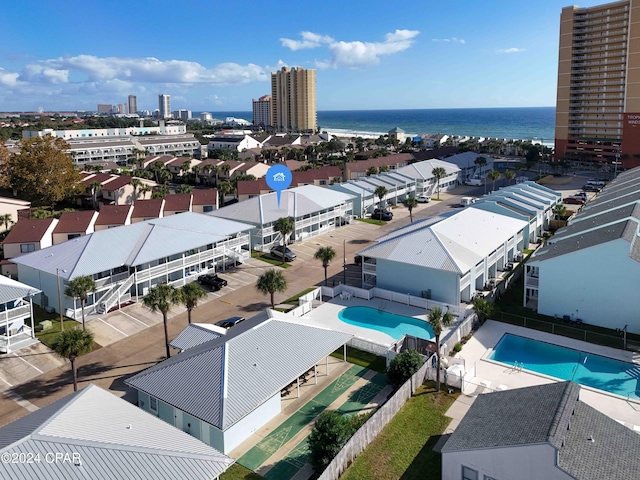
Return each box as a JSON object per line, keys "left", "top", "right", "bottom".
{"left": 450, "top": 320, "right": 640, "bottom": 430}
{"left": 293, "top": 296, "right": 437, "bottom": 347}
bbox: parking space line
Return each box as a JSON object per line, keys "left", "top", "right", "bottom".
{"left": 119, "top": 310, "right": 149, "bottom": 327}
{"left": 98, "top": 318, "right": 129, "bottom": 337}
{"left": 0, "top": 374, "right": 13, "bottom": 388}
{"left": 4, "top": 389, "right": 39, "bottom": 412}
{"left": 12, "top": 353, "right": 44, "bottom": 374}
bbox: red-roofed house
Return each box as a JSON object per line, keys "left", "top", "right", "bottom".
{"left": 131, "top": 199, "right": 165, "bottom": 223}
{"left": 236, "top": 166, "right": 343, "bottom": 201}
{"left": 344, "top": 153, "right": 413, "bottom": 180}
{"left": 1, "top": 218, "right": 58, "bottom": 275}
{"left": 52, "top": 211, "right": 99, "bottom": 245}
{"left": 94, "top": 205, "right": 133, "bottom": 231}
{"left": 101, "top": 176, "right": 154, "bottom": 205}
{"left": 163, "top": 194, "right": 193, "bottom": 215}
{"left": 191, "top": 189, "right": 219, "bottom": 213}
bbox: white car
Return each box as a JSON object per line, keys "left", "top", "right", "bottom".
{"left": 416, "top": 195, "right": 431, "bottom": 203}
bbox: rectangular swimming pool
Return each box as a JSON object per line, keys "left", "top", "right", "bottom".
{"left": 489, "top": 334, "right": 640, "bottom": 400}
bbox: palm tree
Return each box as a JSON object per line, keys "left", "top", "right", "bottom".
{"left": 504, "top": 170, "right": 516, "bottom": 185}
{"left": 138, "top": 184, "right": 152, "bottom": 200}
{"left": 0, "top": 213, "right": 14, "bottom": 231}
{"left": 474, "top": 156, "right": 487, "bottom": 174}
{"left": 552, "top": 203, "right": 567, "bottom": 220}
{"left": 130, "top": 178, "right": 143, "bottom": 200}
{"left": 64, "top": 275, "right": 96, "bottom": 330}
{"left": 488, "top": 170, "right": 501, "bottom": 192}
{"left": 89, "top": 181, "right": 103, "bottom": 210}
{"left": 374, "top": 186, "right": 388, "bottom": 210}
{"left": 176, "top": 184, "right": 193, "bottom": 194}
{"left": 180, "top": 282, "right": 207, "bottom": 324}
{"left": 256, "top": 269, "right": 287, "bottom": 308}
{"left": 431, "top": 167, "right": 446, "bottom": 200}
{"left": 143, "top": 284, "right": 182, "bottom": 359}
{"left": 51, "top": 328, "right": 94, "bottom": 392}
{"left": 218, "top": 181, "right": 233, "bottom": 206}
{"left": 426, "top": 306, "right": 455, "bottom": 391}
{"left": 402, "top": 195, "right": 418, "bottom": 223}
{"left": 314, "top": 246, "right": 336, "bottom": 286}
{"left": 273, "top": 217, "right": 295, "bottom": 264}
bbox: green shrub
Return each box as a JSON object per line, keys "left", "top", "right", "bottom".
{"left": 387, "top": 350, "right": 424, "bottom": 387}
{"left": 308, "top": 411, "right": 355, "bottom": 472}
{"left": 453, "top": 342, "right": 462, "bottom": 352}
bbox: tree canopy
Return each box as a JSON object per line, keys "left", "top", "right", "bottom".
{"left": 0, "top": 136, "right": 83, "bottom": 207}
{"left": 387, "top": 350, "right": 424, "bottom": 387}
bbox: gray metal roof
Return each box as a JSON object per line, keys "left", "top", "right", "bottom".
{"left": 12, "top": 213, "right": 253, "bottom": 280}
{"left": 0, "top": 384, "right": 234, "bottom": 479}
{"left": 442, "top": 382, "right": 640, "bottom": 480}
{"left": 0, "top": 275, "right": 40, "bottom": 305}
{"left": 209, "top": 185, "right": 355, "bottom": 225}
{"left": 126, "top": 319, "right": 352, "bottom": 430}
{"left": 532, "top": 220, "right": 634, "bottom": 263}
{"left": 395, "top": 158, "right": 460, "bottom": 180}
{"left": 558, "top": 203, "right": 640, "bottom": 238}
{"left": 169, "top": 323, "right": 225, "bottom": 351}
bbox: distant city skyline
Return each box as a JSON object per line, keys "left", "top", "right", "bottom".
{"left": 0, "top": 0, "right": 614, "bottom": 112}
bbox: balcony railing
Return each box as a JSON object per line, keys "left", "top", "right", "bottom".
{"left": 0, "top": 304, "right": 31, "bottom": 324}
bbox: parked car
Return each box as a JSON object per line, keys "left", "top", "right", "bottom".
{"left": 571, "top": 192, "right": 587, "bottom": 200}
{"left": 372, "top": 211, "right": 393, "bottom": 221}
{"left": 373, "top": 207, "right": 393, "bottom": 217}
{"left": 563, "top": 197, "right": 585, "bottom": 205}
{"left": 214, "top": 316, "right": 245, "bottom": 329}
{"left": 198, "top": 273, "right": 228, "bottom": 290}
{"left": 464, "top": 178, "right": 483, "bottom": 186}
{"left": 270, "top": 245, "right": 296, "bottom": 262}
{"left": 416, "top": 195, "right": 431, "bottom": 203}
{"left": 582, "top": 184, "right": 601, "bottom": 192}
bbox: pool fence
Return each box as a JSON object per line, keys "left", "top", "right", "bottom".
{"left": 317, "top": 353, "right": 434, "bottom": 480}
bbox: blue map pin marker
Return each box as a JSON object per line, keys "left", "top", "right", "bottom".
{"left": 266, "top": 164, "right": 292, "bottom": 208}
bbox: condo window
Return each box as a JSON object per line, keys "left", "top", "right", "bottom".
{"left": 462, "top": 466, "right": 478, "bottom": 480}
{"left": 20, "top": 243, "right": 36, "bottom": 253}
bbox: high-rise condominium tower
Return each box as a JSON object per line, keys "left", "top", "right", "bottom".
{"left": 555, "top": 0, "right": 640, "bottom": 169}
{"left": 158, "top": 94, "right": 171, "bottom": 119}
{"left": 271, "top": 67, "right": 316, "bottom": 133}
{"left": 252, "top": 95, "right": 272, "bottom": 127}
{"left": 128, "top": 95, "right": 138, "bottom": 115}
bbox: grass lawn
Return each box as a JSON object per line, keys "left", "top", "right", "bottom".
{"left": 220, "top": 464, "right": 266, "bottom": 480}
{"left": 251, "top": 251, "right": 291, "bottom": 268}
{"left": 330, "top": 345, "right": 387, "bottom": 373}
{"left": 356, "top": 218, "right": 386, "bottom": 226}
{"left": 33, "top": 305, "right": 102, "bottom": 351}
{"left": 341, "top": 382, "right": 458, "bottom": 480}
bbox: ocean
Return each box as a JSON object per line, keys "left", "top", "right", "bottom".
{"left": 202, "top": 107, "right": 555, "bottom": 144}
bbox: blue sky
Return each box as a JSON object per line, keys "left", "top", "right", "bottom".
{"left": 0, "top": 0, "right": 610, "bottom": 112}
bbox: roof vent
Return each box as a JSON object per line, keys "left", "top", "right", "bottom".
{"left": 588, "top": 435, "right": 595, "bottom": 443}
{"left": 126, "top": 424, "right": 132, "bottom": 430}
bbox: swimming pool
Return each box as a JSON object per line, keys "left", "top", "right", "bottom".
{"left": 490, "top": 334, "right": 640, "bottom": 400}
{"left": 338, "top": 306, "right": 434, "bottom": 341}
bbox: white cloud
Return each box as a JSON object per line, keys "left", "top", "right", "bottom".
{"left": 432, "top": 37, "right": 465, "bottom": 44}
{"left": 284, "top": 29, "right": 419, "bottom": 69}
{"left": 496, "top": 47, "right": 525, "bottom": 54}
{"left": 29, "top": 55, "right": 268, "bottom": 85}
{"left": 280, "top": 31, "right": 335, "bottom": 51}
{"left": 0, "top": 68, "right": 19, "bottom": 86}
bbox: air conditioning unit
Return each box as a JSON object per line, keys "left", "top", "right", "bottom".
{"left": 421, "top": 289, "right": 432, "bottom": 299}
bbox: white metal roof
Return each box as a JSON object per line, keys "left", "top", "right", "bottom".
{"left": 209, "top": 184, "right": 355, "bottom": 225}
{"left": 0, "top": 275, "right": 40, "bottom": 305}
{"left": 126, "top": 318, "right": 352, "bottom": 430}
{"left": 169, "top": 323, "right": 226, "bottom": 351}
{"left": 13, "top": 212, "right": 253, "bottom": 280}
{"left": 359, "top": 208, "right": 527, "bottom": 274}
{"left": 396, "top": 159, "right": 460, "bottom": 180}
{"left": 0, "top": 384, "right": 234, "bottom": 479}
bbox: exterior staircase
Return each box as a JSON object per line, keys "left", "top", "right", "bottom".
{"left": 95, "top": 274, "right": 135, "bottom": 315}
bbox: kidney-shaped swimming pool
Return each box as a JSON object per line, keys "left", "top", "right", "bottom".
{"left": 338, "top": 306, "right": 434, "bottom": 341}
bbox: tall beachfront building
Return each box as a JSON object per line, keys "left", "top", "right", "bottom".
{"left": 271, "top": 67, "right": 316, "bottom": 133}
{"left": 127, "top": 95, "right": 137, "bottom": 115}
{"left": 252, "top": 95, "right": 272, "bottom": 127}
{"left": 555, "top": 0, "right": 640, "bottom": 169}
{"left": 158, "top": 94, "right": 171, "bottom": 119}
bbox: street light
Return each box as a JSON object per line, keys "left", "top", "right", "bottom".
{"left": 343, "top": 239, "right": 347, "bottom": 285}
{"left": 56, "top": 268, "right": 67, "bottom": 332}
